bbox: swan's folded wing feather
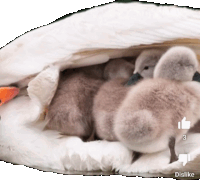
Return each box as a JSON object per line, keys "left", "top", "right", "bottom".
{"left": 1, "top": 2, "right": 200, "bottom": 86}
{"left": 64, "top": 3, "right": 200, "bottom": 48}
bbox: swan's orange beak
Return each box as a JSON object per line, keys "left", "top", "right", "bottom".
{"left": 0, "top": 87, "right": 20, "bottom": 106}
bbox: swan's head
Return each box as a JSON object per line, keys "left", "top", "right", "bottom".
{"left": 104, "top": 59, "right": 135, "bottom": 80}
{"left": 133, "top": 49, "right": 164, "bottom": 79}
{"left": 154, "top": 46, "right": 199, "bottom": 81}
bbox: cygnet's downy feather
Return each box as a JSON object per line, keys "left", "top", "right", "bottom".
{"left": 127, "top": 46, "right": 199, "bottom": 86}
{"left": 93, "top": 47, "right": 200, "bottom": 163}
{"left": 93, "top": 59, "right": 134, "bottom": 141}
{"left": 45, "top": 66, "right": 104, "bottom": 142}
{"left": 114, "top": 78, "right": 200, "bottom": 163}
{"left": 154, "top": 46, "right": 199, "bottom": 81}
{"left": 114, "top": 46, "right": 200, "bottom": 163}
{"left": 103, "top": 59, "right": 135, "bottom": 80}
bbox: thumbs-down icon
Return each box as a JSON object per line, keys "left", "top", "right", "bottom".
{"left": 178, "top": 117, "right": 190, "bottom": 130}
{"left": 178, "top": 154, "right": 191, "bottom": 166}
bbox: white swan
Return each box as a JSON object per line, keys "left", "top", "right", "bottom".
{"left": 1, "top": 2, "right": 200, "bottom": 174}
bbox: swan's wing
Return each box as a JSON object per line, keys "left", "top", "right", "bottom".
{"left": 27, "top": 65, "right": 59, "bottom": 108}
{"left": 67, "top": 3, "right": 200, "bottom": 48}
{"left": 1, "top": 2, "right": 200, "bottom": 86}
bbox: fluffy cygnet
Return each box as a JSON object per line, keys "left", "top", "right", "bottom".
{"left": 94, "top": 47, "right": 200, "bottom": 163}
{"left": 114, "top": 47, "right": 200, "bottom": 163}
{"left": 46, "top": 59, "right": 132, "bottom": 141}
{"left": 114, "top": 78, "right": 200, "bottom": 163}
{"left": 126, "top": 49, "right": 164, "bottom": 86}
{"left": 103, "top": 59, "right": 135, "bottom": 80}
{"left": 45, "top": 69, "right": 104, "bottom": 142}
{"left": 154, "top": 46, "right": 200, "bottom": 134}
{"left": 134, "top": 49, "right": 165, "bottom": 78}
{"left": 93, "top": 59, "right": 134, "bottom": 141}
{"left": 154, "top": 46, "right": 199, "bottom": 81}
{"left": 81, "top": 63, "right": 106, "bottom": 79}
{"left": 93, "top": 78, "right": 129, "bottom": 141}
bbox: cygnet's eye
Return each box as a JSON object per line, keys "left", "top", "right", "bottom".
{"left": 144, "top": 66, "right": 149, "bottom": 70}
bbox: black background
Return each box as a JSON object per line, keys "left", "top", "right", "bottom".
{"left": 0, "top": 0, "right": 200, "bottom": 179}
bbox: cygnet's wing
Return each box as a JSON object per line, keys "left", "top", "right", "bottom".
{"left": 1, "top": 2, "right": 200, "bottom": 86}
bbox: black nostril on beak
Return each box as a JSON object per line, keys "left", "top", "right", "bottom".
{"left": 126, "top": 73, "right": 143, "bottom": 86}
{"left": 193, "top": 71, "right": 200, "bottom": 82}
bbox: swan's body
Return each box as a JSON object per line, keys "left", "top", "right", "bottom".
{"left": 0, "top": 66, "right": 69, "bottom": 169}
{"left": 1, "top": 2, "right": 200, "bottom": 173}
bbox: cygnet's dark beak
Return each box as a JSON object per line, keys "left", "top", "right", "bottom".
{"left": 126, "top": 73, "right": 143, "bottom": 86}
{"left": 193, "top": 71, "right": 200, "bottom": 82}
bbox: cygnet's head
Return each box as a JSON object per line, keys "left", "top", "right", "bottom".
{"left": 104, "top": 59, "right": 135, "bottom": 80}
{"left": 133, "top": 49, "right": 165, "bottom": 78}
{"left": 153, "top": 46, "right": 199, "bottom": 81}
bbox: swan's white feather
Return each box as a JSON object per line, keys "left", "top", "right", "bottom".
{"left": 1, "top": 2, "right": 200, "bottom": 85}
{"left": 1, "top": 2, "right": 200, "bottom": 174}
